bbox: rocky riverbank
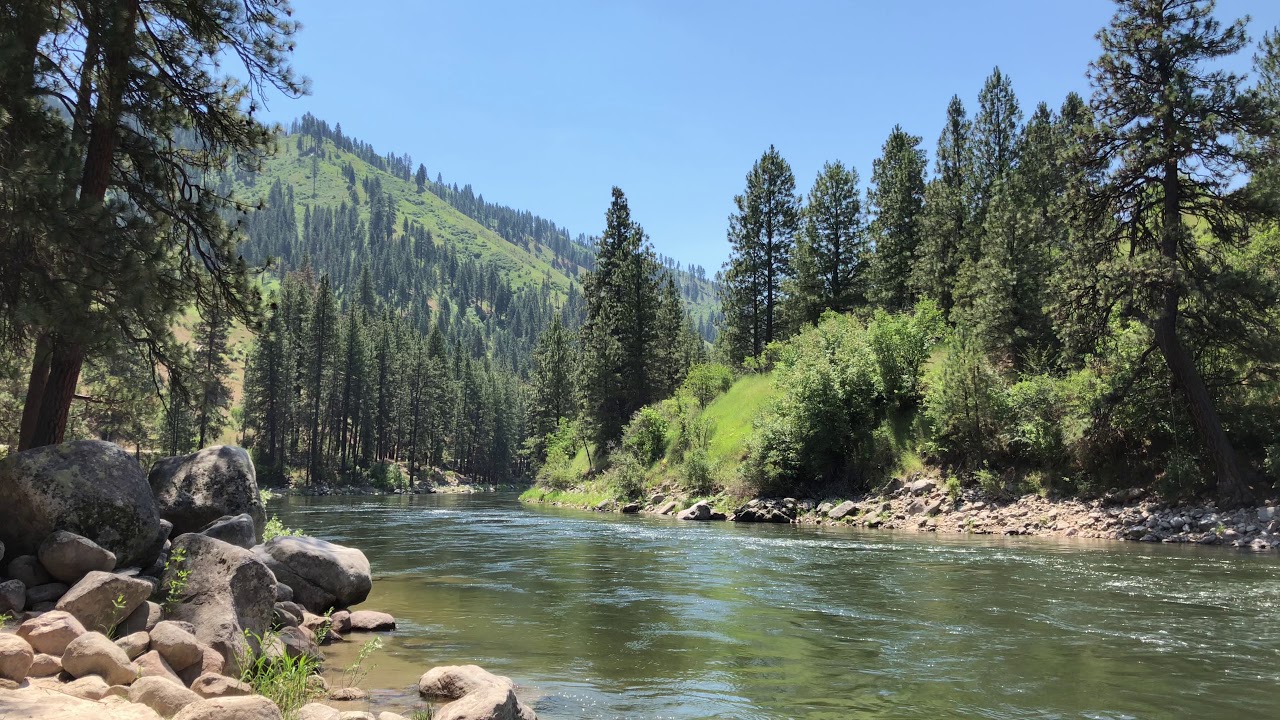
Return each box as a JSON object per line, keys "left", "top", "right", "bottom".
{"left": 535, "top": 474, "right": 1280, "bottom": 551}
{"left": 0, "top": 440, "right": 540, "bottom": 720}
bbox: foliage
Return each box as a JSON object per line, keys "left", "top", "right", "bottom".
{"left": 161, "top": 548, "right": 191, "bottom": 612}
{"left": 238, "top": 630, "right": 323, "bottom": 719}
{"left": 622, "top": 406, "right": 669, "bottom": 466}
{"left": 681, "top": 447, "right": 717, "bottom": 496}
{"left": 600, "top": 451, "right": 646, "bottom": 500}
{"left": 263, "top": 516, "right": 303, "bottom": 542}
{"left": 867, "top": 299, "right": 945, "bottom": 404}
{"left": 536, "top": 419, "right": 584, "bottom": 490}
{"left": 680, "top": 363, "right": 735, "bottom": 408}
{"left": 341, "top": 637, "right": 383, "bottom": 690}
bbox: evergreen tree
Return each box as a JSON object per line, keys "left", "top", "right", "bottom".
{"left": 530, "top": 315, "right": 576, "bottom": 445}
{"left": 912, "top": 96, "right": 974, "bottom": 312}
{"left": 868, "top": 126, "right": 927, "bottom": 310}
{"left": 789, "top": 161, "right": 866, "bottom": 326}
{"left": 192, "top": 302, "right": 233, "bottom": 448}
{"left": 971, "top": 66, "right": 1023, "bottom": 222}
{"left": 415, "top": 163, "right": 427, "bottom": 193}
{"left": 306, "top": 275, "right": 338, "bottom": 483}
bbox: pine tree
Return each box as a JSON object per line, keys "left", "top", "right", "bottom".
{"left": 789, "top": 160, "right": 865, "bottom": 326}
{"left": 306, "top": 275, "right": 338, "bottom": 483}
{"left": 912, "top": 96, "right": 974, "bottom": 312}
{"left": 415, "top": 163, "right": 427, "bottom": 193}
{"left": 244, "top": 306, "right": 290, "bottom": 480}
{"left": 192, "top": 302, "right": 233, "bottom": 448}
{"left": 971, "top": 67, "right": 1023, "bottom": 223}
{"left": 868, "top": 126, "right": 927, "bottom": 310}
{"left": 530, "top": 316, "right": 576, "bottom": 444}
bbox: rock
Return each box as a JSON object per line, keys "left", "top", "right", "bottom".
{"left": 0, "top": 633, "right": 34, "bottom": 681}
{"left": 116, "top": 631, "right": 152, "bottom": 660}
{"left": 0, "top": 578, "right": 25, "bottom": 614}
{"left": 25, "top": 581, "right": 69, "bottom": 606}
{"left": 907, "top": 500, "right": 926, "bottom": 515}
{"left": 347, "top": 610, "right": 396, "bottom": 632}
{"left": 150, "top": 446, "right": 266, "bottom": 543}
{"left": 252, "top": 536, "right": 371, "bottom": 613}
{"left": 297, "top": 704, "right": 341, "bottom": 720}
{"left": 677, "top": 501, "right": 711, "bottom": 521}
{"left": 910, "top": 479, "right": 936, "bottom": 495}
{"left": 656, "top": 500, "right": 678, "bottom": 515}
{"left": 62, "top": 674, "right": 114, "bottom": 700}
{"left": 8, "top": 554, "right": 52, "bottom": 587}
{"left": 1258, "top": 506, "right": 1277, "bottom": 523}
{"left": 190, "top": 672, "right": 254, "bottom": 698}
{"left": 119, "top": 600, "right": 164, "bottom": 636}
{"left": 275, "top": 583, "right": 294, "bottom": 603}
{"left": 0, "top": 686, "right": 167, "bottom": 719}
{"left": 39, "top": 530, "right": 118, "bottom": 583}
{"left": 924, "top": 500, "right": 943, "bottom": 516}
{"left": 330, "top": 610, "right": 353, "bottom": 634}
{"left": 172, "top": 696, "right": 285, "bottom": 720}
{"left": 199, "top": 514, "right": 258, "bottom": 550}
{"left": 378, "top": 714, "right": 409, "bottom": 720}
{"left": 272, "top": 625, "right": 321, "bottom": 662}
{"left": 0, "top": 440, "right": 164, "bottom": 567}
{"left": 162, "top": 533, "right": 275, "bottom": 675}
{"left": 16, "top": 609, "right": 86, "bottom": 655}
{"left": 328, "top": 687, "right": 369, "bottom": 701}
{"left": 56, "top": 570, "right": 152, "bottom": 634}
{"left": 435, "top": 688, "right": 534, "bottom": 720}
{"left": 29, "top": 651, "right": 62, "bottom": 677}
{"left": 828, "top": 501, "right": 856, "bottom": 520}
{"left": 339, "top": 714, "right": 376, "bottom": 720}
{"left": 277, "top": 600, "right": 307, "bottom": 622}
{"left": 150, "top": 620, "right": 205, "bottom": 671}
{"left": 274, "top": 602, "right": 301, "bottom": 628}
{"left": 620, "top": 503, "right": 641, "bottom": 514}
{"left": 593, "top": 499, "right": 612, "bottom": 511}
{"left": 419, "top": 664, "right": 515, "bottom": 699}
{"left": 130, "top": 675, "right": 202, "bottom": 717}
{"left": 62, "top": 631, "right": 141, "bottom": 686}
{"left": 177, "top": 646, "right": 226, "bottom": 688}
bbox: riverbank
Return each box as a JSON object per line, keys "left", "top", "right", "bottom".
{"left": 523, "top": 475, "right": 1280, "bottom": 551}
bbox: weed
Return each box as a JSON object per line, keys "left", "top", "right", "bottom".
{"left": 342, "top": 636, "right": 383, "bottom": 690}
{"left": 264, "top": 516, "right": 303, "bottom": 542}
{"left": 238, "top": 629, "right": 323, "bottom": 719}
{"left": 163, "top": 547, "right": 191, "bottom": 611}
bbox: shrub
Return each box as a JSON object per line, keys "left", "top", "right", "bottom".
{"left": 681, "top": 363, "right": 734, "bottom": 407}
{"left": 370, "top": 462, "right": 405, "bottom": 490}
{"left": 622, "top": 406, "right": 669, "bottom": 465}
{"left": 601, "top": 451, "right": 645, "bottom": 499}
{"left": 681, "top": 447, "right": 716, "bottom": 495}
{"left": 263, "top": 516, "right": 302, "bottom": 542}
{"left": 923, "top": 340, "right": 1012, "bottom": 463}
{"left": 867, "top": 299, "right": 945, "bottom": 404}
{"left": 238, "top": 630, "right": 323, "bottom": 718}
{"left": 536, "top": 419, "right": 582, "bottom": 490}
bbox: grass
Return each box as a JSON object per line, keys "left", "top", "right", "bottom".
{"left": 520, "top": 483, "right": 619, "bottom": 508}
{"left": 701, "top": 373, "right": 776, "bottom": 475}
{"left": 237, "top": 630, "right": 324, "bottom": 720}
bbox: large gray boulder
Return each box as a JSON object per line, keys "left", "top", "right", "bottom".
{"left": 199, "top": 513, "right": 257, "bottom": 550}
{"left": 162, "top": 533, "right": 275, "bottom": 674}
{"left": 0, "top": 440, "right": 164, "bottom": 567}
{"left": 252, "top": 536, "right": 371, "bottom": 613}
{"left": 149, "top": 446, "right": 265, "bottom": 543}
{"left": 39, "top": 529, "right": 117, "bottom": 583}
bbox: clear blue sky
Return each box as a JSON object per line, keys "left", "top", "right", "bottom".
{"left": 260, "top": 0, "right": 1278, "bottom": 272}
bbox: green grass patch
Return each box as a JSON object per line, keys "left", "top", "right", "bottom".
{"left": 702, "top": 373, "right": 775, "bottom": 473}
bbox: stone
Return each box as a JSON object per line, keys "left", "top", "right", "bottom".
{"left": 161, "top": 533, "right": 275, "bottom": 675}
{"left": 910, "top": 479, "right": 936, "bottom": 495}
{"left": 150, "top": 446, "right": 266, "bottom": 543}
{"left": 272, "top": 625, "right": 321, "bottom": 662}
{"left": 0, "top": 632, "right": 34, "bottom": 681}
{"left": 56, "top": 570, "right": 152, "bottom": 634}
{"left": 29, "top": 651, "right": 62, "bottom": 677}
{"left": 620, "top": 503, "right": 641, "bottom": 514}
{"left": 130, "top": 675, "right": 203, "bottom": 717}
{"left": 7, "top": 554, "right": 52, "bottom": 587}
{"left": 62, "top": 674, "right": 114, "bottom": 700}
{"left": 119, "top": 600, "right": 164, "bottom": 636}
{"left": 199, "top": 514, "right": 258, "bottom": 550}
{"left": 329, "top": 610, "right": 353, "bottom": 634}
{"left": 0, "top": 440, "right": 164, "bottom": 567}
{"left": 347, "top": 610, "right": 396, "bottom": 632}
{"left": 0, "top": 686, "right": 166, "bottom": 719}
{"left": 62, "top": 631, "right": 141, "bottom": 686}
{"left": 907, "top": 500, "right": 926, "bottom": 515}
{"left": 656, "top": 500, "right": 678, "bottom": 515}
{"left": 116, "top": 631, "right": 152, "bottom": 660}
{"left": 150, "top": 620, "right": 205, "bottom": 671}
{"left": 274, "top": 602, "right": 301, "bottom": 628}
{"left": 252, "top": 536, "right": 371, "bottom": 614}
{"left": 676, "top": 501, "right": 711, "bottom": 521}
{"left": 39, "top": 530, "right": 118, "bottom": 584}
{"left": 275, "top": 583, "right": 294, "bottom": 603}
{"left": 339, "top": 714, "right": 376, "bottom": 720}
{"left": 26, "top": 581, "right": 69, "bottom": 606}
{"left": 378, "top": 715, "right": 409, "bottom": 720}
{"left": 136, "top": 648, "right": 184, "bottom": 684}
{"left": 190, "top": 672, "right": 254, "bottom": 698}
{"left": 328, "top": 687, "right": 369, "bottom": 701}
{"left": 297, "top": 705, "right": 341, "bottom": 720}
{"left": 178, "top": 646, "right": 226, "bottom": 688}
{"left": 0, "top": 578, "right": 25, "bottom": 614}
{"left": 435, "top": 688, "right": 534, "bottom": 720}
{"left": 828, "top": 501, "right": 856, "bottom": 520}
{"left": 16, "top": 609, "right": 87, "bottom": 655}
{"left": 419, "top": 664, "right": 515, "bottom": 699}
{"left": 171, "top": 696, "right": 285, "bottom": 720}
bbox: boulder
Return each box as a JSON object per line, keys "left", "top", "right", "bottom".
{"left": 116, "top": 631, "right": 152, "bottom": 660}
{"left": 347, "top": 610, "right": 396, "bottom": 632}
{"left": 178, "top": 646, "right": 226, "bottom": 687}
{"left": 39, "top": 530, "right": 117, "bottom": 583}
{"left": 150, "top": 446, "right": 265, "bottom": 542}
{"left": 16, "top": 609, "right": 86, "bottom": 655}
{"left": 29, "top": 651, "right": 62, "bottom": 677}
{"left": 190, "top": 672, "right": 254, "bottom": 698}
{"left": 435, "top": 688, "right": 536, "bottom": 720}
{"left": 419, "top": 664, "right": 515, "bottom": 699}
{"left": 150, "top": 620, "right": 205, "bottom": 671}
{"left": 828, "top": 501, "right": 857, "bottom": 520}
{"left": 655, "top": 500, "right": 678, "bottom": 515}
{"left": 275, "top": 583, "right": 294, "bottom": 603}
{"left": 378, "top": 715, "right": 410, "bottom": 720}
{"left": 0, "top": 578, "right": 25, "bottom": 614}
{"left": 199, "top": 514, "right": 258, "bottom": 550}
{"left": 0, "top": 686, "right": 166, "bottom": 719}
{"left": 0, "top": 633, "right": 34, "bottom": 681}
{"left": 62, "top": 631, "right": 141, "bottom": 686}
{"left": 136, "top": 649, "right": 184, "bottom": 684}
{"left": 676, "top": 501, "right": 711, "bottom": 521}
{"left": 329, "top": 610, "right": 353, "bottom": 634}
{"left": 0, "top": 440, "right": 164, "bottom": 566}
{"left": 56, "top": 570, "right": 152, "bottom": 634}
{"left": 273, "top": 602, "right": 301, "bottom": 628}
{"left": 26, "top": 581, "right": 69, "bottom": 606}
{"left": 7, "top": 554, "right": 52, "bottom": 587}
{"left": 910, "top": 478, "right": 937, "bottom": 495}
{"left": 62, "top": 674, "right": 113, "bottom": 700}
{"left": 252, "top": 536, "right": 371, "bottom": 613}
{"left": 172, "top": 696, "right": 285, "bottom": 720}
{"left": 161, "top": 533, "right": 275, "bottom": 675}
{"left": 271, "top": 625, "right": 321, "bottom": 662}
{"left": 339, "top": 714, "right": 375, "bottom": 720}
{"left": 297, "top": 705, "right": 341, "bottom": 720}
{"left": 328, "top": 687, "right": 368, "bottom": 701}
{"left": 130, "top": 675, "right": 203, "bottom": 717}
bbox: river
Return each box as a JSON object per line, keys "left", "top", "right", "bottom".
{"left": 273, "top": 493, "right": 1280, "bottom": 720}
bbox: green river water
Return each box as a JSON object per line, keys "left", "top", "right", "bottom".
{"left": 273, "top": 493, "right": 1280, "bottom": 720}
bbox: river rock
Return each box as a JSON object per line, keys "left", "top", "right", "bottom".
{"left": 7, "top": 554, "right": 52, "bottom": 587}
{"left": 130, "top": 675, "right": 203, "bottom": 717}
{"left": 275, "top": 582, "right": 294, "bottom": 603}
{"left": 190, "top": 672, "right": 254, "bottom": 698}
{"left": 329, "top": 687, "right": 369, "bottom": 701}
{"left": 0, "top": 440, "right": 164, "bottom": 567}
{"left": 150, "top": 620, "right": 206, "bottom": 671}
{"left": 910, "top": 479, "right": 936, "bottom": 495}
{"left": 252, "top": 536, "right": 371, "bottom": 613}
{"left": 435, "top": 688, "right": 536, "bottom": 720}
{"left": 172, "top": 696, "right": 285, "bottom": 720}
{"left": 419, "top": 664, "right": 515, "bottom": 699}
{"left": 677, "top": 501, "right": 711, "bottom": 521}
{"left": 347, "top": 609, "right": 396, "bottom": 632}
{"left": 0, "top": 578, "right": 25, "bottom": 614}
{"left": 63, "top": 631, "right": 141, "bottom": 686}
{"left": 62, "top": 674, "right": 114, "bottom": 700}
{"left": 16, "top": 609, "right": 86, "bottom": 654}
{"left": 150, "top": 446, "right": 266, "bottom": 543}
{"left": 0, "top": 633, "right": 34, "bottom": 681}
{"left": 26, "top": 581, "right": 69, "bottom": 606}
{"left": 162, "top": 533, "right": 275, "bottom": 675}
{"left": 116, "top": 631, "right": 152, "bottom": 660}
{"left": 0, "top": 686, "right": 167, "bottom": 719}
{"left": 297, "top": 704, "right": 341, "bottom": 720}
{"left": 39, "top": 529, "right": 118, "bottom": 583}
{"left": 339, "top": 713, "right": 375, "bottom": 720}
{"left": 119, "top": 600, "right": 163, "bottom": 636}
{"left": 828, "top": 501, "right": 856, "bottom": 520}
{"left": 199, "top": 514, "right": 258, "bottom": 550}
{"left": 29, "top": 651, "right": 62, "bottom": 677}
{"left": 56, "top": 570, "right": 152, "bottom": 634}
{"left": 378, "top": 714, "right": 409, "bottom": 720}
{"left": 271, "top": 624, "right": 321, "bottom": 662}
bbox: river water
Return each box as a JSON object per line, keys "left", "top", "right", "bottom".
{"left": 273, "top": 493, "right": 1280, "bottom": 720}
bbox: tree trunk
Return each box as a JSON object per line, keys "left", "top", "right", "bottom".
{"left": 30, "top": 340, "right": 85, "bottom": 448}
{"left": 17, "top": 333, "right": 52, "bottom": 451}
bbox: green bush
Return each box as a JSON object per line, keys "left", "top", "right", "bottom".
{"left": 601, "top": 451, "right": 645, "bottom": 499}
{"left": 681, "top": 447, "right": 716, "bottom": 495}
{"left": 622, "top": 406, "right": 669, "bottom": 465}
{"left": 681, "top": 363, "right": 734, "bottom": 407}
{"left": 868, "top": 299, "right": 945, "bottom": 404}
{"left": 369, "top": 462, "right": 405, "bottom": 490}
{"left": 536, "top": 419, "right": 581, "bottom": 490}
{"left": 923, "top": 340, "right": 1011, "bottom": 463}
